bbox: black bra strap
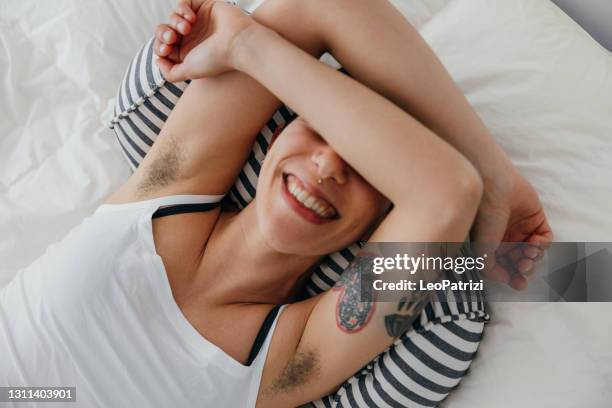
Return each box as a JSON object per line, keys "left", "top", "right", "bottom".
{"left": 245, "top": 305, "right": 282, "bottom": 366}
{"left": 152, "top": 202, "right": 221, "bottom": 219}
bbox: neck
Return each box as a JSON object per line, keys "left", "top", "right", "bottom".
{"left": 200, "top": 200, "right": 320, "bottom": 305}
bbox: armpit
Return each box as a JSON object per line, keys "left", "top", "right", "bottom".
{"left": 137, "top": 134, "right": 184, "bottom": 194}
{"left": 266, "top": 347, "right": 321, "bottom": 396}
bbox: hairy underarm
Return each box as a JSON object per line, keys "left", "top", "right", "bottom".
{"left": 265, "top": 348, "right": 321, "bottom": 396}
{"left": 136, "top": 134, "right": 184, "bottom": 195}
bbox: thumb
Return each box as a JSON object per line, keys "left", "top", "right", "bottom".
{"left": 156, "top": 57, "right": 190, "bottom": 83}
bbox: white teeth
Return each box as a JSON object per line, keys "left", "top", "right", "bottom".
{"left": 286, "top": 176, "right": 336, "bottom": 218}
{"left": 304, "top": 196, "right": 316, "bottom": 208}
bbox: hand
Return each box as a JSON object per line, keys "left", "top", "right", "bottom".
{"left": 471, "top": 170, "right": 554, "bottom": 290}
{"left": 154, "top": 0, "right": 255, "bottom": 81}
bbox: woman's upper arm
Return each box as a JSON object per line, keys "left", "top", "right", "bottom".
{"left": 258, "top": 254, "right": 421, "bottom": 407}
{"left": 106, "top": 72, "right": 282, "bottom": 204}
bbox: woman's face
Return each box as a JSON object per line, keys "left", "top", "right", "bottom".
{"left": 255, "top": 117, "right": 389, "bottom": 256}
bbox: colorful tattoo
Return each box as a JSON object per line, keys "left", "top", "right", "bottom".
{"left": 333, "top": 252, "right": 430, "bottom": 338}
{"left": 333, "top": 254, "right": 376, "bottom": 333}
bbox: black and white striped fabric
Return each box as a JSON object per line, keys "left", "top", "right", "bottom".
{"left": 109, "top": 36, "right": 489, "bottom": 407}
{"left": 310, "top": 318, "right": 486, "bottom": 408}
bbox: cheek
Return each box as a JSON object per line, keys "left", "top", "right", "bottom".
{"left": 354, "top": 182, "right": 384, "bottom": 213}
{"left": 257, "top": 146, "right": 281, "bottom": 197}
{"left": 344, "top": 186, "right": 385, "bottom": 230}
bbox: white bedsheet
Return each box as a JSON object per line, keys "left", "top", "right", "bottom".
{"left": 1, "top": 0, "right": 610, "bottom": 406}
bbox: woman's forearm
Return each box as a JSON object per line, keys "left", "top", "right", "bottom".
{"left": 310, "top": 0, "right": 515, "bottom": 188}
{"left": 230, "top": 24, "right": 478, "bottom": 205}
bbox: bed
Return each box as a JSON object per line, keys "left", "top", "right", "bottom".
{"left": 1, "top": 0, "right": 611, "bottom": 406}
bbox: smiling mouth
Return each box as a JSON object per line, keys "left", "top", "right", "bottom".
{"left": 282, "top": 173, "right": 338, "bottom": 223}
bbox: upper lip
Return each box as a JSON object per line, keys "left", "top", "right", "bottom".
{"left": 284, "top": 173, "right": 340, "bottom": 217}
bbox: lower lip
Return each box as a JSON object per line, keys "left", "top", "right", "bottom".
{"left": 281, "top": 175, "right": 334, "bottom": 225}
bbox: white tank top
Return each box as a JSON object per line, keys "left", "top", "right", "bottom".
{"left": 0, "top": 195, "right": 284, "bottom": 407}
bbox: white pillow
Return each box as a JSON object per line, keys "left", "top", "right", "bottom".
{"left": 389, "top": 0, "right": 452, "bottom": 28}
{"left": 416, "top": 0, "right": 612, "bottom": 406}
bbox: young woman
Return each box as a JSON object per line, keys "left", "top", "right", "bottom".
{"left": 1, "top": 0, "right": 552, "bottom": 406}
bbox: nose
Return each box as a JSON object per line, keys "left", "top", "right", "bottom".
{"left": 311, "top": 146, "right": 348, "bottom": 185}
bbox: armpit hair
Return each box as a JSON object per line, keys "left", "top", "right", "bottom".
{"left": 137, "top": 135, "right": 183, "bottom": 194}
{"left": 266, "top": 347, "right": 320, "bottom": 395}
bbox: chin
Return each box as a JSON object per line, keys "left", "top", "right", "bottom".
{"left": 258, "top": 221, "right": 315, "bottom": 256}
{"left": 255, "top": 200, "right": 361, "bottom": 257}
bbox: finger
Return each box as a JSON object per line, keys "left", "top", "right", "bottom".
{"left": 505, "top": 244, "right": 537, "bottom": 275}
{"left": 154, "top": 40, "right": 173, "bottom": 58}
{"left": 176, "top": 1, "right": 197, "bottom": 23}
{"left": 532, "top": 250, "right": 545, "bottom": 263}
{"left": 506, "top": 245, "right": 524, "bottom": 265}
{"left": 523, "top": 245, "right": 541, "bottom": 259}
{"left": 495, "top": 255, "right": 528, "bottom": 290}
{"left": 527, "top": 217, "right": 554, "bottom": 248}
{"left": 516, "top": 257, "right": 534, "bottom": 275}
{"left": 509, "top": 273, "right": 528, "bottom": 291}
{"left": 528, "top": 232, "right": 553, "bottom": 250}
{"left": 156, "top": 24, "right": 179, "bottom": 45}
{"left": 154, "top": 26, "right": 181, "bottom": 61}
{"left": 166, "top": 45, "right": 181, "bottom": 63}
{"left": 169, "top": 12, "right": 192, "bottom": 35}
{"left": 156, "top": 41, "right": 181, "bottom": 63}
{"left": 520, "top": 259, "right": 538, "bottom": 277}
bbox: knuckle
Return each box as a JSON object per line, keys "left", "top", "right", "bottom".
{"left": 156, "top": 24, "right": 169, "bottom": 36}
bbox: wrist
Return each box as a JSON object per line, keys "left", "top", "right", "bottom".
{"left": 228, "top": 22, "right": 268, "bottom": 72}
{"left": 472, "top": 148, "right": 516, "bottom": 192}
{"left": 480, "top": 161, "right": 521, "bottom": 205}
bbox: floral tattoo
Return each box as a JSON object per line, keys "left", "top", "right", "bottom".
{"left": 333, "top": 254, "right": 376, "bottom": 333}
{"left": 333, "top": 252, "right": 430, "bottom": 338}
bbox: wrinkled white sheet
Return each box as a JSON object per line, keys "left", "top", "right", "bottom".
{"left": 1, "top": 0, "right": 610, "bottom": 406}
